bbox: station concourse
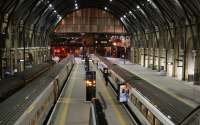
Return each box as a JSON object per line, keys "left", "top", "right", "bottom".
{"left": 1, "top": 0, "right": 200, "bottom": 125}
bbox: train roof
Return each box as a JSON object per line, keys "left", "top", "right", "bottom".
{"left": 98, "top": 56, "right": 196, "bottom": 124}
{"left": 0, "top": 59, "right": 70, "bottom": 125}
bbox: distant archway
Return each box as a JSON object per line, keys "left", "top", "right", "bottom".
{"left": 54, "top": 8, "right": 127, "bottom": 34}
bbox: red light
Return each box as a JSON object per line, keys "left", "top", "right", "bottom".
{"left": 53, "top": 49, "right": 56, "bottom": 53}
{"left": 57, "top": 49, "right": 60, "bottom": 53}
{"left": 53, "top": 48, "right": 61, "bottom": 53}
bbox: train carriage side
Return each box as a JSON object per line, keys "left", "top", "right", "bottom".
{"left": 11, "top": 57, "right": 75, "bottom": 125}
{"left": 14, "top": 79, "right": 57, "bottom": 125}
{"left": 108, "top": 68, "right": 175, "bottom": 125}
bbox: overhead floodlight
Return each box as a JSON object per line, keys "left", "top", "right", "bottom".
{"left": 75, "top": 3, "right": 78, "bottom": 6}
{"left": 104, "top": 7, "right": 108, "bottom": 10}
{"left": 75, "top": 6, "right": 78, "bottom": 9}
{"left": 109, "top": 0, "right": 112, "bottom": 2}
{"left": 123, "top": 15, "right": 126, "bottom": 18}
{"left": 54, "top": 10, "right": 57, "bottom": 13}
{"left": 137, "top": 5, "right": 140, "bottom": 9}
{"left": 129, "top": 11, "right": 132, "bottom": 14}
{"left": 49, "top": 4, "right": 52, "bottom": 8}
{"left": 147, "top": 0, "right": 151, "bottom": 2}
{"left": 120, "top": 17, "right": 123, "bottom": 20}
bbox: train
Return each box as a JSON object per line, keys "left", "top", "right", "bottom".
{"left": 96, "top": 56, "right": 196, "bottom": 125}
{"left": 0, "top": 56, "right": 75, "bottom": 125}
{"left": 98, "top": 61, "right": 174, "bottom": 125}
{"left": 0, "top": 62, "right": 54, "bottom": 102}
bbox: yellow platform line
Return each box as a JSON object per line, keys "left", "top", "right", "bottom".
{"left": 103, "top": 87, "right": 127, "bottom": 125}
{"left": 96, "top": 68, "right": 127, "bottom": 125}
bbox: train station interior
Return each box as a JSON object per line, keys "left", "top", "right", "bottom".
{"left": 0, "top": 0, "right": 200, "bottom": 125}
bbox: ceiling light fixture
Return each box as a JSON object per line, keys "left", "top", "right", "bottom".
{"left": 49, "top": 4, "right": 52, "bottom": 8}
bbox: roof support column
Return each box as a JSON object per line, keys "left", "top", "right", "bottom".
{"left": 173, "top": 35, "right": 179, "bottom": 78}
{"left": 183, "top": 24, "right": 188, "bottom": 81}
{"left": 194, "top": 50, "right": 200, "bottom": 85}
{"left": 0, "top": 13, "right": 4, "bottom": 79}
{"left": 19, "top": 20, "right": 25, "bottom": 71}
{"left": 153, "top": 26, "right": 159, "bottom": 70}
{"left": 0, "top": 14, "right": 9, "bottom": 79}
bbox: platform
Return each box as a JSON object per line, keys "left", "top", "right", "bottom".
{"left": 47, "top": 58, "right": 134, "bottom": 125}
{"left": 106, "top": 57, "right": 200, "bottom": 108}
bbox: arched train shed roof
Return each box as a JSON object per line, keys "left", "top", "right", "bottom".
{"left": 0, "top": 0, "right": 200, "bottom": 34}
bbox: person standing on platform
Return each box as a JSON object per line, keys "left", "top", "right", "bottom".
{"left": 103, "top": 68, "right": 109, "bottom": 86}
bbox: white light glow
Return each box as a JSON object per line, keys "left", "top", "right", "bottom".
{"left": 104, "top": 7, "right": 108, "bottom": 10}
{"left": 49, "top": 4, "right": 52, "bottom": 8}
{"left": 54, "top": 10, "right": 57, "bottom": 13}
{"left": 75, "top": 6, "right": 78, "bottom": 9}
{"left": 109, "top": 0, "right": 112, "bottom": 2}
{"left": 123, "top": 15, "right": 126, "bottom": 18}
{"left": 58, "top": 15, "right": 62, "bottom": 20}
{"left": 137, "top": 5, "right": 140, "bottom": 9}
{"left": 75, "top": 3, "right": 78, "bottom": 6}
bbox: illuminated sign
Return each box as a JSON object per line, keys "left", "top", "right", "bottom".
{"left": 101, "top": 41, "right": 108, "bottom": 44}
{"left": 85, "top": 71, "right": 96, "bottom": 87}
{"left": 118, "top": 84, "right": 129, "bottom": 103}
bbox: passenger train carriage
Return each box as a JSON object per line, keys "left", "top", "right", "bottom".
{"left": 96, "top": 55, "right": 196, "bottom": 125}
{"left": 0, "top": 56, "right": 75, "bottom": 125}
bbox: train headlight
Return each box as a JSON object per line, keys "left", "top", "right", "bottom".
{"left": 86, "top": 80, "right": 92, "bottom": 86}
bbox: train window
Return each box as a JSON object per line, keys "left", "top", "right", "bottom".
{"left": 130, "top": 94, "right": 134, "bottom": 102}
{"left": 141, "top": 105, "right": 148, "bottom": 117}
{"left": 154, "top": 117, "right": 162, "bottom": 125}
{"left": 147, "top": 111, "right": 155, "bottom": 125}
{"left": 130, "top": 94, "right": 137, "bottom": 105}
{"left": 30, "top": 119, "right": 36, "bottom": 125}
{"left": 41, "top": 105, "right": 45, "bottom": 112}
{"left": 44, "top": 98, "right": 48, "bottom": 110}
{"left": 115, "top": 78, "right": 119, "bottom": 84}
{"left": 36, "top": 110, "right": 41, "bottom": 120}
{"left": 134, "top": 97, "right": 137, "bottom": 105}
{"left": 136, "top": 100, "right": 142, "bottom": 110}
